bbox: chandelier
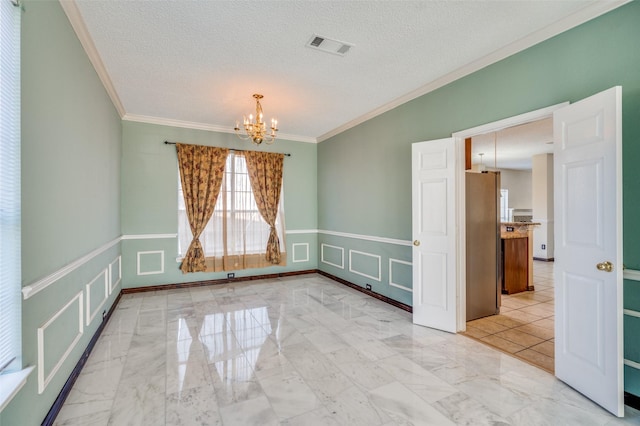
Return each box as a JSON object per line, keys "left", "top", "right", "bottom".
{"left": 234, "top": 94, "right": 278, "bottom": 145}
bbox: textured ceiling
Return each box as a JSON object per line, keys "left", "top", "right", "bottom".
{"left": 69, "top": 0, "right": 624, "bottom": 143}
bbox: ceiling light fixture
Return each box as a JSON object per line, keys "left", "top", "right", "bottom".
{"left": 478, "top": 153, "right": 486, "bottom": 172}
{"left": 234, "top": 94, "right": 278, "bottom": 145}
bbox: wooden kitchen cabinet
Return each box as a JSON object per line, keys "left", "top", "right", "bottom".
{"left": 502, "top": 236, "right": 528, "bottom": 295}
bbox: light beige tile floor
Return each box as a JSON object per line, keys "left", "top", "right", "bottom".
{"left": 464, "top": 260, "right": 556, "bottom": 373}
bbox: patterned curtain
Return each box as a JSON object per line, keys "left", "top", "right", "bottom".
{"left": 176, "top": 143, "right": 229, "bottom": 273}
{"left": 244, "top": 151, "right": 285, "bottom": 264}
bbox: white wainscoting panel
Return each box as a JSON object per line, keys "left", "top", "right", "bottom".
{"left": 22, "top": 236, "right": 121, "bottom": 300}
{"left": 292, "top": 243, "right": 310, "bottom": 263}
{"left": 321, "top": 244, "right": 344, "bottom": 269}
{"left": 389, "top": 258, "right": 413, "bottom": 292}
{"left": 624, "top": 309, "right": 640, "bottom": 319}
{"left": 625, "top": 269, "right": 640, "bottom": 281}
{"left": 121, "top": 233, "right": 177, "bottom": 240}
{"left": 37, "top": 292, "right": 84, "bottom": 394}
{"left": 319, "top": 229, "right": 411, "bottom": 247}
{"left": 86, "top": 269, "right": 108, "bottom": 326}
{"left": 137, "top": 250, "right": 165, "bottom": 275}
{"left": 109, "top": 256, "right": 122, "bottom": 294}
{"left": 624, "top": 308, "right": 640, "bottom": 371}
{"left": 625, "top": 359, "right": 640, "bottom": 371}
{"left": 285, "top": 229, "right": 318, "bottom": 235}
{"left": 349, "top": 250, "right": 381, "bottom": 282}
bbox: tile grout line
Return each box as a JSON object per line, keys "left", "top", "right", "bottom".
{"left": 463, "top": 261, "right": 555, "bottom": 372}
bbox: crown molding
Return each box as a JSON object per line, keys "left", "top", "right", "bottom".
{"left": 60, "top": 0, "right": 317, "bottom": 144}
{"left": 61, "top": 0, "right": 629, "bottom": 144}
{"left": 316, "top": 0, "right": 631, "bottom": 143}
{"left": 123, "top": 113, "right": 233, "bottom": 134}
{"left": 123, "top": 113, "right": 318, "bottom": 144}
{"left": 59, "top": 0, "right": 126, "bottom": 118}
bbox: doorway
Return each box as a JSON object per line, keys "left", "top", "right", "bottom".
{"left": 460, "top": 117, "right": 556, "bottom": 372}
{"left": 451, "top": 102, "right": 567, "bottom": 329}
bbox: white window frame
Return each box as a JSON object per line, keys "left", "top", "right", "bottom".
{"left": 0, "top": 0, "right": 33, "bottom": 414}
{"left": 0, "top": 0, "right": 22, "bottom": 376}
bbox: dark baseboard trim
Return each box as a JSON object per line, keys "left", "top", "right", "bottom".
{"left": 43, "top": 269, "right": 410, "bottom": 424}
{"left": 317, "top": 270, "right": 413, "bottom": 313}
{"left": 121, "top": 268, "right": 411, "bottom": 313}
{"left": 533, "top": 257, "right": 555, "bottom": 262}
{"left": 42, "top": 291, "right": 123, "bottom": 426}
{"left": 41, "top": 268, "right": 639, "bottom": 422}
{"left": 625, "top": 391, "right": 640, "bottom": 411}
{"left": 121, "top": 269, "right": 317, "bottom": 294}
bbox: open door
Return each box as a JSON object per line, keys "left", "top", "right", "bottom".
{"left": 554, "top": 86, "right": 623, "bottom": 416}
{"left": 411, "top": 138, "right": 457, "bottom": 333}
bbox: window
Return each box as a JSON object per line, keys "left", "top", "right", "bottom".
{"left": 0, "top": 0, "right": 22, "bottom": 375}
{"left": 178, "top": 151, "right": 286, "bottom": 270}
{"left": 500, "top": 188, "right": 510, "bottom": 222}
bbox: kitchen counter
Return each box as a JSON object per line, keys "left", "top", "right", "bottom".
{"left": 500, "top": 222, "right": 540, "bottom": 293}
{"left": 501, "top": 221, "right": 541, "bottom": 228}
{"left": 501, "top": 222, "right": 539, "bottom": 239}
{"left": 501, "top": 233, "right": 528, "bottom": 240}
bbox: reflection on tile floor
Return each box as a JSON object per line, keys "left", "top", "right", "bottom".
{"left": 464, "top": 261, "right": 555, "bottom": 373}
{"left": 55, "top": 272, "right": 640, "bottom": 425}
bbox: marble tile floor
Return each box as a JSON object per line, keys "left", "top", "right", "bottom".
{"left": 464, "top": 261, "right": 556, "bottom": 373}
{"left": 54, "top": 273, "right": 640, "bottom": 425}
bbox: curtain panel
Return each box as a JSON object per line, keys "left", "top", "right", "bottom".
{"left": 244, "top": 151, "right": 285, "bottom": 264}
{"left": 176, "top": 143, "right": 229, "bottom": 273}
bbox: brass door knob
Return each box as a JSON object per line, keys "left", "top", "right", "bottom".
{"left": 596, "top": 261, "right": 614, "bottom": 272}
{"left": 413, "top": 240, "right": 420, "bottom": 246}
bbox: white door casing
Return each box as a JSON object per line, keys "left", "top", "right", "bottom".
{"left": 411, "top": 138, "right": 457, "bottom": 333}
{"left": 554, "top": 86, "right": 623, "bottom": 416}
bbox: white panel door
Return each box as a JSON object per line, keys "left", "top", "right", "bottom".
{"left": 554, "top": 86, "right": 623, "bottom": 416}
{"left": 411, "top": 138, "right": 457, "bottom": 333}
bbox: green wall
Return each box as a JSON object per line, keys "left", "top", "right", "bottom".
{"left": 318, "top": 2, "right": 640, "bottom": 395}
{"left": 120, "top": 121, "right": 318, "bottom": 288}
{"left": 1, "top": 1, "right": 123, "bottom": 425}
{"left": 4, "top": 2, "right": 640, "bottom": 424}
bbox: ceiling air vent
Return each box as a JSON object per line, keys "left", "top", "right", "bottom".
{"left": 336, "top": 44, "right": 351, "bottom": 55}
{"left": 306, "top": 34, "right": 353, "bottom": 56}
{"left": 310, "top": 36, "right": 324, "bottom": 47}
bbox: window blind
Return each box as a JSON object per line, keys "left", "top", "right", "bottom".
{"left": 0, "top": 0, "right": 21, "bottom": 374}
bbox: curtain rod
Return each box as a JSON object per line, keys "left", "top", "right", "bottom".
{"left": 164, "top": 141, "right": 291, "bottom": 157}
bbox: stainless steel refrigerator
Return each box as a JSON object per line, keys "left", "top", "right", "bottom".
{"left": 465, "top": 171, "right": 501, "bottom": 321}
